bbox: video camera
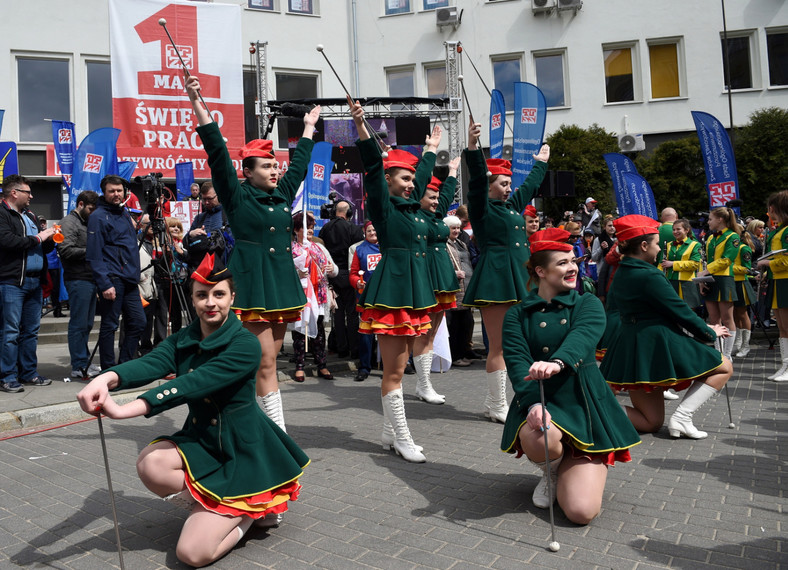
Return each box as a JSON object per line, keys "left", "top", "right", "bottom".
{"left": 135, "top": 172, "right": 166, "bottom": 205}
{"left": 320, "top": 190, "right": 339, "bottom": 220}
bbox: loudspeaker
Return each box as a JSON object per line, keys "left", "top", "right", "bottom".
{"left": 554, "top": 170, "right": 575, "bottom": 197}
{"left": 537, "top": 170, "right": 554, "bottom": 198}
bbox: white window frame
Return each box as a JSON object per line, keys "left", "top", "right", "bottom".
{"left": 490, "top": 53, "right": 524, "bottom": 114}
{"left": 423, "top": 62, "right": 447, "bottom": 98}
{"left": 286, "top": 0, "right": 319, "bottom": 16}
{"left": 602, "top": 41, "right": 642, "bottom": 106}
{"left": 720, "top": 29, "right": 761, "bottom": 91}
{"left": 645, "top": 36, "right": 687, "bottom": 101}
{"left": 14, "top": 52, "right": 74, "bottom": 147}
{"left": 764, "top": 26, "right": 787, "bottom": 89}
{"left": 83, "top": 55, "right": 113, "bottom": 134}
{"left": 246, "top": 0, "right": 279, "bottom": 12}
{"left": 383, "top": 0, "right": 413, "bottom": 17}
{"left": 532, "top": 48, "right": 569, "bottom": 109}
{"left": 273, "top": 69, "right": 321, "bottom": 146}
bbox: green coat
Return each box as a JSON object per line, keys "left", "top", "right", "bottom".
{"left": 600, "top": 256, "right": 722, "bottom": 387}
{"left": 421, "top": 176, "right": 460, "bottom": 294}
{"left": 110, "top": 315, "right": 309, "bottom": 502}
{"left": 501, "top": 290, "right": 640, "bottom": 455}
{"left": 197, "top": 122, "right": 312, "bottom": 312}
{"left": 356, "top": 138, "right": 436, "bottom": 310}
{"left": 462, "top": 149, "right": 547, "bottom": 306}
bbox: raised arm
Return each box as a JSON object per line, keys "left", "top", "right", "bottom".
{"left": 186, "top": 76, "right": 212, "bottom": 126}
{"left": 509, "top": 145, "right": 550, "bottom": 212}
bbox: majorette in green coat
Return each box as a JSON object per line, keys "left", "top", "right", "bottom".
{"left": 110, "top": 315, "right": 309, "bottom": 505}
{"left": 356, "top": 138, "right": 437, "bottom": 311}
{"left": 601, "top": 256, "right": 722, "bottom": 389}
{"left": 197, "top": 122, "right": 313, "bottom": 313}
{"left": 461, "top": 149, "right": 547, "bottom": 306}
{"left": 419, "top": 176, "right": 460, "bottom": 295}
{"left": 501, "top": 289, "right": 640, "bottom": 456}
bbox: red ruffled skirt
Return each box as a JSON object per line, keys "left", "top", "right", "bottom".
{"left": 235, "top": 308, "right": 302, "bottom": 324}
{"left": 359, "top": 307, "right": 432, "bottom": 336}
{"left": 512, "top": 434, "right": 632, "bottom": 467}
{"left": 183, "top": 475, "right": 302, "bottom": 520}
{"left": 430, "top": 292, "right": 457, "bottom": 312}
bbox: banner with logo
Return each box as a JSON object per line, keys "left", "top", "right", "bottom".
{"left": 70, "top": 128, "right": 121, "bottom": 211}
{"left": 118, "top": 160, "right": 138, "bottom": 182}
{"left": 603, "top": 152, "right": 639, "bottom": 216}
{"left": 621, "top": 172, "right": 658, "bottom": 219}
{"left": 0, "top": 142, "right": 19, "bottom": 184}
{"left": 691, "top": 111, "right": 739, "bottom": 210}
{"left": 489, "top": 89, "right": 506, "bottom": 159}
{"left": 175, "top": 161, "right": 194, "bottom": 200}
{"left": 511, "top": 82, "right": 547, "bottom": 190}
{"left": 51, "top": 120, "right": 77, "bottom": 191}
{"left": 109, "top": 0, "right": 244, "bottom": 178}
{"left": 293, "top": 142, "right": 334, "bottom": 231}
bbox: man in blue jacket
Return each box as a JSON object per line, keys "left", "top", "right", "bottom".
{"left": 86, "top": 175, "right": 145, "bottom": 369}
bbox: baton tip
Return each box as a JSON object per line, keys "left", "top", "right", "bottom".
{"left": 158, "top": 18, "right": 167, "bottom": 26}
{"left": 316, "top": 44, "right": 324, "bottom": 52}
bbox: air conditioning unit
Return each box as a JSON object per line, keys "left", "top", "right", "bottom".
{"left": 532, "top": 0, "right": 556, "bottom": 13}
{"left": 557, "top": 0, "right": 582, "bottom": 11}
{"left": 436, "top": 7, "right": 459, "bottom": 27}
{"left": 618, "top": 133, "right": 646, "bottom": 152}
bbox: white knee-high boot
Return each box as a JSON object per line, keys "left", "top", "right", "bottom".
{"left": 735, "top": 329, "right": 752, "bottom": 357}
{"left": 257, "top": 390, "right": 286, "bottom": 432}
{"left": 768, "top": 337, "right": 788, "bottom": 380}
{"left": 484, "top": 370, "right": 510, "bottom": 423}
{"left": 381, "top": 389, "right": 426, "bottom": 463}
{"left": 414, "top": 351, "right": 445, "bottom": 404}
{"left": 721, "top": 333, "right": 736, "bottom": 363}
{"left": 531, "top": 453, "right": 563, "bottom": 509}
{"left": 667, "top": 382, "right": 718, "bottom": 439}
{"left": 731, "top": 329, "right": 743, "bottom": 357}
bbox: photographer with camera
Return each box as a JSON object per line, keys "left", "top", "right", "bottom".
{"left": 86, "top": 175, "right": 146, "bottom": 370}
{"left": 319, "top": 196, "right": 364, "bottom": 359}
{"left": 183, "top": 181, "right": 234, "bottom": 270}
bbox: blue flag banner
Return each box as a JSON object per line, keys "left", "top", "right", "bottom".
{"left": 603, "top": 152, "right": 639, "bottom": 216}
{"left": 70, "top": 128, "right": 121, "bottom": 211}
{"left": 511, "top": 82, "right": 547, "bottom": 190}
{"left": 118, "top": 160, "right": 137, "bottom": 183}
{"left": 0, "top": 110, "right": 4, "bottom": 138}
{"left": 0, "top": 142, "right": 19, "bottom": 184}
{"left": 489, "top": 89, "right": 506, "bottom": 159}
{"left": 304, "top": 142, "right": 334, "bottom": 232}
{"left": 175, "top": 161, "right": 194, "bottom": 200}
{"left": 691, "top": 111, "right": 740, "bottom": 210}
{"left": 621, "top": 171, "right": 658, "bottom": 219}
{"left": 51, "top": 120, "right": 77, "bottom": 191}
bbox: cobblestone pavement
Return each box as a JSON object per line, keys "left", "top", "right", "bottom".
{"left": 0, "top": 337, "right": 784, "bottom": 569}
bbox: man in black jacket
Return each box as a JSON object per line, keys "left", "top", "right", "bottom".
{"left": 59, "top": 190, "right": 100, "bottom": 378}
{"left": 318, "top": 200, "right": 363, "bottom": 357}
{"left": 86, "top": 176, "right": 145, "bottom": 369}
{"left": 0, "top": 175, "right": 57, "bottom": 392}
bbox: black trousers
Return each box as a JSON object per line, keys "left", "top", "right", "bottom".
{"left": 446, "top": 309, "right": 474, "bottom": 362}
{"left": 332, "top": 285, "right": 359, "bottom": 356}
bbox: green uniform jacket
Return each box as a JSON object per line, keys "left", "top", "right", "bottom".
{"left": 197, "top": 122, "right": 312, "bottom": 312}
{"left": 766, "top": 225, "right": 788, "bottom": 280}
{"left": 110, "top": 315, "right": 309, "bottom": 501}
{"left": 356, "top": 138, "right": 436, "bottom": 310}
{"left": 600, "top": 257, "right": 722, "bottom": 386}
{"left": 705, "top": 229, "right": 739, "bottom": 277}
{"left": 501, "top": 290, "right": 640, "bottom": 454}
{"left": 421, "top": 176, "right": 460, "bottom": 294}
{"left": 462, "top": 148, "right": 547, "bottom": 306}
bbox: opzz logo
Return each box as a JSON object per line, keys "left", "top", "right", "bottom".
{"left": 58, "top": 129, "right": 72, "bottom": 144}
{"left": 367, "top": 253, "right": 382, "bottom": 271}
{"left": 491, "top": 113, "right": 502, "bottom": 130}
{"left": 312, "top": 164, "right": 325, "bottom": 181}
{"left": 708, "top": 181, "right": 737, "bottom": 207}
{"left": 521, "top": 108, "right": 537, "bottom": 124}
{"left": 166, "top": 45, "right": 192, "bottom": 70}
{"left": 83, "top": 153, "right": 104, "bottom": 174}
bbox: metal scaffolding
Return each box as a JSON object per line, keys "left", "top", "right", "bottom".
{"left": 250, "top": 40, "right": 465, "bottom": 201}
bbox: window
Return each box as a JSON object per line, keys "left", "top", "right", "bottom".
{"left": 275, "top": 72, "right": 318, "bottom": 147}
{"left": 721, "top": 33, "right": 753, "bottom": 90}
{"left": 385, "top": 0, "right": 411, "bottom": 15}
{"left": 492, "top": 56, "right": 521, "bottom": 112}
{"left": 425, "top": 65, "right": 446, "bottom": 98}
{"left": 248, "top": 0, "right": 275, "bottom": 10}
{"left": 422, "top": 0, "right": 449, "bottom": 9}
{"left": 603, "top": 45, "right": 637, "bottom": 103}
{"left": 243, "top": 70, "right": 259, "bottom": 143}
{"left": 18, "top": 57, "right": 70, "bottom": 142}
{"left": 288, "top": 0, "right": 315, "bottom": 14}
{"left": 767, "top": 30, "right": 788, "bottom": 86}
{"left": 387, "top": 68, "right": 415, "bottom": 110}
{"left": 534, "top": 51, "right": 566, "bottom": 107}
{"left": 87, "top": 61, "right": 113, "bottom": 132}
{"left": 648, "top": 40, "right": 682, "bottom": 99}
